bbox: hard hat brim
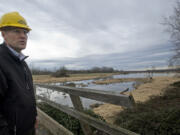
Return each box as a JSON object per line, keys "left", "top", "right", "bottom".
{"left": 0, "top": 24, "right": 31, "bottom": 31}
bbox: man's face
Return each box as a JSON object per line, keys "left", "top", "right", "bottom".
{"left": 2, "top": 28, "right": 29, "bottom": 52}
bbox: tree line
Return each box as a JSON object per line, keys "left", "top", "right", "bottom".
{"left": 31, "top": 66, "right": 117, "bottom": 77}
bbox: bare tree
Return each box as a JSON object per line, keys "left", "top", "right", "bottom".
{"left": 164, "top": 1, "right": 180, "bottom": 66}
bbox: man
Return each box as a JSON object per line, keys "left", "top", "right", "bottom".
{"left": 0, "top": 12, "right": 37, "bottom": 135}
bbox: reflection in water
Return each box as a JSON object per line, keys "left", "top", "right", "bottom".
{"left": 37, "top": 87, "right": 74, "bottom": 107}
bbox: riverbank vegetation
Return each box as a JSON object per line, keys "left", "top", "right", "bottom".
{"left": 37, "top": 103, "right": 106, "bottom": 135}
{"left": 93, "top": 77, "right": 152, "bottom": 85}
{"left": 33, "top": 73, "right": 116, "bottom": 83}
{"left": 31, "top": 66, "right": 179, "bottom": 76}
{"left": 114, "top": 80, "right": 180, "bottom": 135}
{"left": 32, "top": 66, "right": 117, "bottom": 76}
{"left": 35, "top": 72, "right": 180, "bottom": 134}
{"left": 92, "top": 75, "right": 180, "bottom": 135}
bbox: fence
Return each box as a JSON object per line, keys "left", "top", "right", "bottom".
{"left": 35, "top": 83, "right": 139, "bottom": 135}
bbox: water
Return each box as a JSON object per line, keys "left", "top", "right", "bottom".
{"left": 36, "top": 72, "right": 175, "bottom": 108}
{"left": 37, "top": 87, "right": 74, "bottom": 107}
{"left": 36, "top": 86, "right": 105, "bottom": 108}
{"left": 112, "top": 72, "right": 176, "bottom": 79}
{"left": 52, "top": 79, "right": 135, "bottom": 91}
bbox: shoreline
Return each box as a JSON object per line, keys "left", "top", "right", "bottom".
{"left": 33, "top": 73, "right": 116, "bottom": 83}
{"left": 93, "top": 75, "right": 180, "bottom": 124}
{"left": 33, "top": 73, "right": 180, "bottom": 124}
{"left": 93, "top": 77, "right": 151, "bottom": 84}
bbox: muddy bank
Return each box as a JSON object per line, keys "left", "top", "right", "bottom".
{"left": 93, "top": 76, "right": 180, "bottom": 124}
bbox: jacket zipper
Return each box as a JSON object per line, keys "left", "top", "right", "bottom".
{"left": 14, "top": 108, "right": 17, "bottom": 135}
{"left": 14, "top": 125, "right": 16, "bottom": 135}
{"left": 23, "top": 64, "right": 30, "bottom": 90}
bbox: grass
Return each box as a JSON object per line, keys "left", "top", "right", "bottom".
{"left": 69, "top": 73, "right": 116, "bottom": 77}
{"left": 37, "top": 103, "right": 106, "bottom": 135}
{"left": 93, "top": 77, "right": 152, "bottom": 84}
{"left": 33, "top": 73, "right": 152, "bottom": 85}
{"left": 114, "top": 81, "right": 180, "bottom": 135}
{"left": 33, "top": 73, "right": 116, "bottom": 83}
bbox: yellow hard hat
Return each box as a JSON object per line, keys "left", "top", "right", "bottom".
{"left": 0, "top": 12, "right": 31, "bottom": 31}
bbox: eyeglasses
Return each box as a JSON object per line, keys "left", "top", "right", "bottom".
{"left": 10, "top": 29, "right": 29, "bottom": 35}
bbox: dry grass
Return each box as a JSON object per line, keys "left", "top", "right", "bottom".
{"left": 93, "top": 76, "right": 180, "bottom": 124}
{"left": 93, "top": 78, "right": 151, "bottom": 84}
{"left": 93, "top": 104, "right": 124, "bottom": 124}
{"left": 33, "top": 73, "right": 180, "bottom": 125}
{"left": 33, "top": 73, "right": 115, "bottom": 83}
{"left": 126, "top": 76, "right": 179, "bottom": 102}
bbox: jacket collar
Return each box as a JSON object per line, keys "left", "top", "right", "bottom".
{"left": 1, "top": 42, "right": 28, "bottom": 61}
{"left": 6, "top": 44, "right": 28, "bottom": 61}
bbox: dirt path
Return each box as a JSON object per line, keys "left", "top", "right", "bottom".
{"left": 93, "top": 75, "right": 180, "bottom": 124}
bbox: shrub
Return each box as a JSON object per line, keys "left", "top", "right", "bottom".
{"left": 38, "top": 103, "right": 106, "bottom": 135}
{"left": 115, "top": 81, "right": 180, "bottom": 135}
{"left": 51, "top": 66, "right": 69, "bottom": 77}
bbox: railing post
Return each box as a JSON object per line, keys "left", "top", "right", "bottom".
{"left": 70, "top": 94, "right": 93, "bottom": 135}
{"left": 129, "top": 92, "right": 136, "bottom": 107}
{"left": 33, "top": 85, "right": 36, "bottom": 96}
{"left": 35, "top": 84, "right": 139, "bottom": 135}
{"left": 33, "top": 85, "right": 37, "bottom": 101}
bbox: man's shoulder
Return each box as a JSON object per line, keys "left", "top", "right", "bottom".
{"left": 0, "top": 43, "right": 6, "bottom": 51}
{"left": 0, "top": 44, "right": 4, "bottom": 49}
{"left": 0, "top": 44, "right": 5, "bottom": 56}
{"left": 0, "top": 44, "right": 9, "bottom": 61}
{"left": 0, "top": 44, "right": 4, "bottom": 54}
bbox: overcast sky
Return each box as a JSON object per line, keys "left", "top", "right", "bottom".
{"left": 0, "top": 0, "right": 177, "bottom": 70}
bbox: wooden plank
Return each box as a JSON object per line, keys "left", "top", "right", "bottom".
{"left": 70, "top": 95, "right": 93, "bottom": 135}
{"left": 37, "top": 108, "right": 74, "bottom": 135}
{"left": 35, "top": 84, "right": 134, "bottom": 108}
{"left": 37, "top": 95, "right": 139, "bottom": 135}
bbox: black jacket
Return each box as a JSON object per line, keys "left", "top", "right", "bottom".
{"left": 0, "top": 43, "right": 37, "bottom": 135}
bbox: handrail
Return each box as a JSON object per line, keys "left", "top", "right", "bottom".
{"left": 35, "top": 84, "right": 138, "bottom": 135}
{"left": 37, "top": 107, "right": 73, "bottom": 135}
{"left": 37, "top": 95, "right": 139, "bottom": 135}
{"left": 35, "top": 83, "right": 135, "bottom": 108}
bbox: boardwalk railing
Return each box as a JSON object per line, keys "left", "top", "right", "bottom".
{"left": 35, "top": 83, "right": 139, "bottom": 135}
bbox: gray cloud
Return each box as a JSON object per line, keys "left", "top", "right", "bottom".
{"left": 0, "top": 0, "right": 177, "bottom": 70}
{"left": 27, "top": 43, "right": 174, "bottom": 70}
